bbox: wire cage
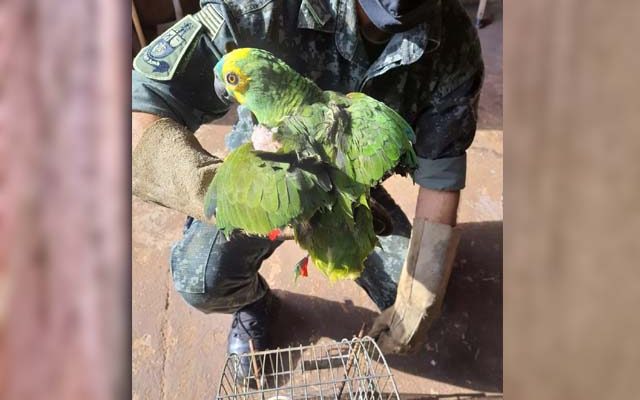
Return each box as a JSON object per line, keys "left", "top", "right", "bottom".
{"left": 216, "top": 336, "right": 400, "bottom": 400}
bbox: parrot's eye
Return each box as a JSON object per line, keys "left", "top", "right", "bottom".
{"left": 226, "top": 72, "right": 239, "bottom": 85}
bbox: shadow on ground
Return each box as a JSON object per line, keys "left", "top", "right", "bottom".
{"left": 271, "top": 221, "right": 502, "bottom": 394}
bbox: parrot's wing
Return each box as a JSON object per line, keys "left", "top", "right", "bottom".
{"left": 274, "top": 108, "right": 371, "bottom": 205}
{"left": 341, "top": 92, "right": 418, "bottom": 186}
{"left": 205, "top": 143, "right": 332, "bottom": 236}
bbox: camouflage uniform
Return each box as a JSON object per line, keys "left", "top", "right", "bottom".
{"left": 132, "top": 0, "right": 483, "bottom": 312}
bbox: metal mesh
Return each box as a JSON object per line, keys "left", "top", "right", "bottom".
{"left": 216, "top": 336, "right": 400, "bottom": 400}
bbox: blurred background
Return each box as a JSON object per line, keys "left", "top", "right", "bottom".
{"left": 2, "top": 0, "right": 640, "bottom": 400}
{"left": 131, "top": 0, "right": 200, "bottom": 56}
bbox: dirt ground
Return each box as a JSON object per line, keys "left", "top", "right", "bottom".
{"left": 132, "top": 4, "right": 502, "bottom": 399}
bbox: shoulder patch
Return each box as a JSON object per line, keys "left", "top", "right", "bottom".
{"left": 133, "top": 15, "right": 202, "bottom": 81}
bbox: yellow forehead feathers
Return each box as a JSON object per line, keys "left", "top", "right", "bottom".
{"left": 225, "top": 47, "right": 252, "bottom": 62}
{"left": 221, "top": 48, "right": 253, "bottom": 104}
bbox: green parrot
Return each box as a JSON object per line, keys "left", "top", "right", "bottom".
{"left": 205, "top": 48, "right": 417, "bottom": 281}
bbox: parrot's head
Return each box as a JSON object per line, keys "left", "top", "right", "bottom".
{"left": 214, "top": 48, "right": 322, "bottom": 126}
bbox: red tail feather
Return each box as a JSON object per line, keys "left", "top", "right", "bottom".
{"left": 267, "top": 228, "right": 281, "bottom": 241}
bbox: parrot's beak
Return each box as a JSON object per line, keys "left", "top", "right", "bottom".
{"left": 214, "top": 74, "right": 233, "bottom": 105}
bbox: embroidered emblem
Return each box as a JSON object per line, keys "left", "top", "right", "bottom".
{"left": 133, "top": 15, "right": 202, "bottom": 81}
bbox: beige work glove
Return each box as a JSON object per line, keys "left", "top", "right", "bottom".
{"left": 369, "top": 218, "right": 461, "bottom": 354}
{"left": 132, "top": 118, "right": 221, "bottom": 222}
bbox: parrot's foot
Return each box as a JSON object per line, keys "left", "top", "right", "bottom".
{"left": 370, "top": 197, "right": 393, "bottom": 236}
{"left": 227, "top": 291, "right": 278, "bottom": 385}
{"left": 251, "top": 124, "right": 282, "bottom": 152}
{"left": 370, "top": 185, "right": 397, "bottom": 236}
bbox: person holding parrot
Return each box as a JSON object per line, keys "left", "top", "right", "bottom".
{"left": 132, "top": 0, "right": 483, "bottom": 374}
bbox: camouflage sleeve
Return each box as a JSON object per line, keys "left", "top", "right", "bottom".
{"left": 411, "top": 0, "right": 484, "bottom": 191}
{"left": 132, "top": 13, "right": 231, "bottom": 132}
{"left": 412, "top": 72, "right": 483, "bottom": 191}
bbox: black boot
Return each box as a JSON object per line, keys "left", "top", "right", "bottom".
{"left": 227, "top": 291, "right": 275, "bottom": 382}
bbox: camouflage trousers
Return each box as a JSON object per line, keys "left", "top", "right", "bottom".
{"left": 169, "top": 187, "right": 411, "bottom": 313}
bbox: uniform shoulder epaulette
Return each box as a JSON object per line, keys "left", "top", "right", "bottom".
{"left": 193, "top": 4, "right": 226, "bottom": 40}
